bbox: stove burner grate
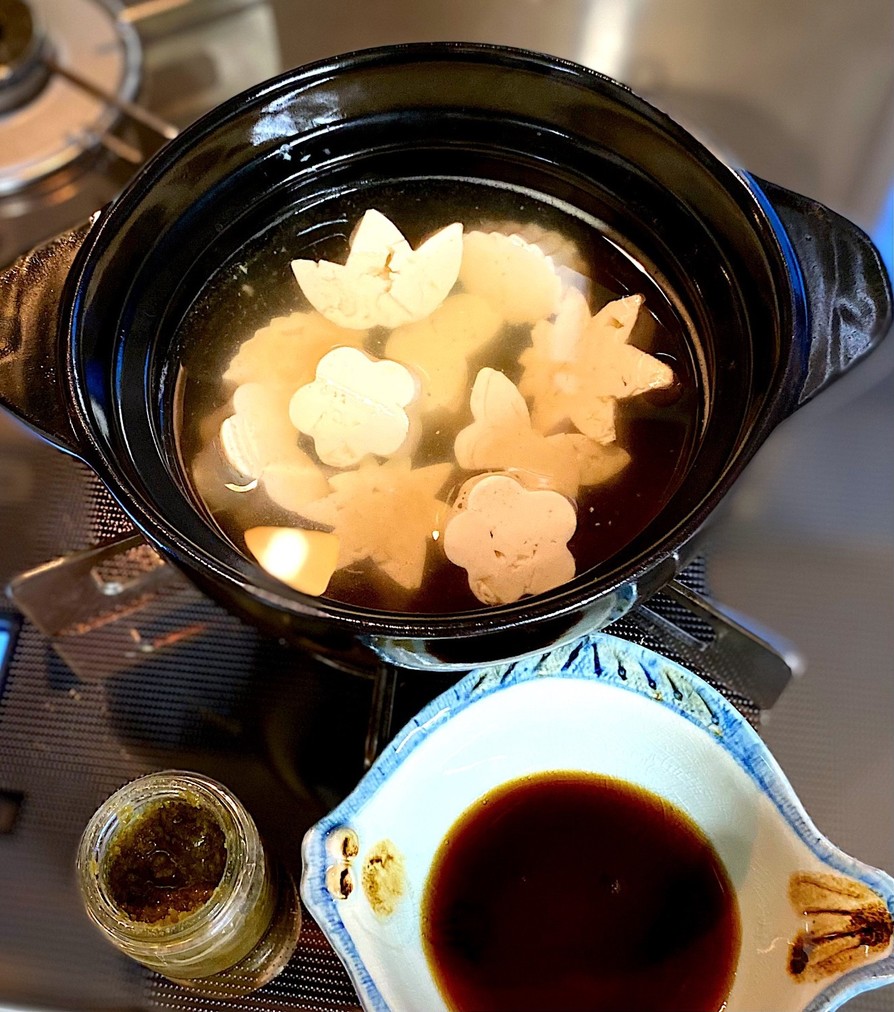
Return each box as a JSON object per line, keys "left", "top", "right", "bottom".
{"left": 0, "top": 0, "right": 142, "bottom": 196}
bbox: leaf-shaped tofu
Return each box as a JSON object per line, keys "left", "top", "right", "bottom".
{"left": 458, "top": 231, "right": 562, "bottom": 324}
{"left": 289, "top": 347, "right": 417, "bottom": 468}
{"left": 291, "top": 209, "right": 463, "bottom": 329}
{"left": 297, "top": 459, "right": 453, "bottom": 590}
{"left": 444, "top": 473, "right": 576, "bottom": 605}
{"left": 519, "top": 290, "right": 674, "bottom": 442}
{"left": 385, "top": 294, "right": 502, "bottom": 414}
{"left": 455, "top": 369, "right": 588, "bottom": 498}
{"left": 223, "top": 311, "right": 365, "bottom": 388}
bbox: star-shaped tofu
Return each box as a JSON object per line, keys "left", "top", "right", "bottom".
{"left": 296, "top": 459, "right": 453, "bottom": 590}
{"left": 458, "top": 231, "right": 562, "bottom": 324}
{"left": 291, "top": 209, "right": 464, "bottom": 330}
{"left": 519, "top": 289, "right": 675, "bottom": 442}
{"left": 223, "top": 311, "right": 365, "bottom": 389}
{"left": 454, "top": 368, "right": 626, "bottom": 497}
{"left": 385, "top": 293, "right": 502, "bottom": 414}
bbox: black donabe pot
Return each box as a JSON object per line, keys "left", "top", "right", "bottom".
{"left": 0, "top": 44, "right": 890, "bottom": 670}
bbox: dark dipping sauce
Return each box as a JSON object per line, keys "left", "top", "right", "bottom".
{"left": 421, "top": 772, "right": 740, "bottom": 1012}
{"left": 106, "top": 799, "right": 227, "bottom": 925}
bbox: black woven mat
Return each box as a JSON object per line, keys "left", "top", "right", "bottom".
{"left": 0, "top": 427, "right": 763, "bottom": 1011}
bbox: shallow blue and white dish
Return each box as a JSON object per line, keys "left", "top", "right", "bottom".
{"left": 302, "top": 633, "right": 894, "bottom": 1011}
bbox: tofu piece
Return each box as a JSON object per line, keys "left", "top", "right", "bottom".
{"left": 223, "top": 311, "right": 365, "bottom": 388}
{"left": 458, "top": 231, "right": 562, "bottom": 324}
{"left": 218, "top": 382, "right": 328, "bottom": 510}
{"left": 219, "top": 383, "right": 301, "bottom": 478}
{"left": 261, "top": 459, "right": 330, "bottom": 513}
{"left": 561, "top": 434, "right": 631, "bottom": 487}
{"left": 470, "top": 219, "right": 590, "bottom": 275}
{"left": 443, "top": 473, "right": 576, "bottom": 605}
{"left": 289, "top": 347, "right": 417, "bottom": 468}
{"left": 291, "top": 210, "right": 464, "bottom": 330}
{"left": 519, "top": 291, "right": 675, "bottom": 442}
{"left": 297, "top": 460, "right": 453, "bottom": 591}
{"left": 244, "top": 526, "right": 340, "bottom": 596}
{"left": 454, "top": 368, "right": 585, "bottom": 498}
{"left": 385, "top": 293, "right": 502, "bottom": 414}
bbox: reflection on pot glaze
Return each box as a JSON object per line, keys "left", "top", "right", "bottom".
{"left": 787, "top": 871, "right": 894, "bottom": 983}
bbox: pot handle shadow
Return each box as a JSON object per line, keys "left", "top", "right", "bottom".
{"left": 753, "top": 175, "right": 893, "bottom": 409}
{"left": 0, "top": 220, "right": 96, "bottom": 458}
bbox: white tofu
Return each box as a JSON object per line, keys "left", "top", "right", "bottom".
{"left": 443, "top": 473, "right": 576, "bottom": 605}
{"left": 218, "top": 382, "right": 328, "bottom": 510}
{"left": 291, "top": 210, "right": 463, "bottom": 330}
{"left": 219, "top": 383, "right": 301, "bottom": 478}
{"left": 454, "top": 368, "right": 585, "bottom": 498}
{"left": 289, "top": 347, "right": 417, "bottom": 468}
{"left": 385, "top": 293, "right": 503, "bottom": 414}
{"left": 297, "top": 459, "right": 453, "bottom": 591}
{"left": 458, "top": 231, "right": 562, "bottom": 324}
{"left": 223, "top": 311, "right": 365, "bottom": 389}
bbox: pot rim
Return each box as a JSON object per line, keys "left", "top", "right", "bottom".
{"left": 61, "top": 41, "right": 804, "bottom": 641}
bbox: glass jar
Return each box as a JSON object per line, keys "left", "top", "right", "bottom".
{"left": 76, "top": 770, "right": 300, "bottom": 996}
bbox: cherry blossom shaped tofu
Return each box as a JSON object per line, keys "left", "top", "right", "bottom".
{"left": 297, "top": 459, "right": 453, "bottom": 591}
{"left": 519, "top": 289, "right": 675, "bottom": 442}
{"left": 223, "top": 311, "right": 365, "bottom": 389}
{"left": 443, "top": 473, "right": 577, "bottom": 605}
{"left": 244, "top": 526, "right": 340, "bottom": 596}
{"left": 289, "top": 347, "right": 417, "bottom": 468}
{"left": 458, "top": 231, "right": 562, "bottom": 324}
{"left": 218, "top": 383, "right": 328, "bottom": 511}
{"left": 291, "top": 209, "right": 464, "bottom": 330}
{"left": 385, "top": 293, "right": 502, "bottom": 414}
{"left": 454, "top": 368, "right": 625, "bottom": 498}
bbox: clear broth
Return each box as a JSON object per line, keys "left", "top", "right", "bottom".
{"left": 174, "top": 177, "right": 700, "bottom": 613}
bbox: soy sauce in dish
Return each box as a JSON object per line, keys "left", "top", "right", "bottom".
{"left": 421, "top": 772, "right": 740, "bottom": 1012}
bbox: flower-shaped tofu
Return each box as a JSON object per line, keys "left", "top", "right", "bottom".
{"left": 297, "top": 459, "right": 453, "bottom": 590}
{"left": 291, "top": 209, "right": 464, "bottom": 330}
{"left": 384, "top": 293, "right": 502, "bottom": 414}
{"left": 223, "top": 311, "right": 365, "bottom": 389}
{"left": 519, "top": 289, "right": 675, "bottom": 442}
{"left": 289, "top": 347, "right": 417, "bottom": 468}
{"left": 219, "top": 383, "right": 329, "bottom": 511}
{"left": 443, "top": 474, "right": 576, "bottom": 605}
{"left": 244, "top": 526, "right": 340, "bottom": 596}
{"left": 458, "top": 231, "right": 562, "bottom": 324}
{"left": 454, "top": 368, "right": 627, "bottom": 498}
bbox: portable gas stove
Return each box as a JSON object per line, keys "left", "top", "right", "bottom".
{"left": 0, "top": 2, "right": 892, "bottom": 1010}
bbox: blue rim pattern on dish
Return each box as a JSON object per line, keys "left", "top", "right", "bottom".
{"left": 301, "top": 632, "right": 894, "bottom": 1012}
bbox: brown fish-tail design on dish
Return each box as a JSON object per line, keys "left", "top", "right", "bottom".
{"left": 788, "top": 871, "right": 894, "bottom": 982}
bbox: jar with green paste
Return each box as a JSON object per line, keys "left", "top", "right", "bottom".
{"left": 77, "top": 771, "right": 300, "bottom": 996}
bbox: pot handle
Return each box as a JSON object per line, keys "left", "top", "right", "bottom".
{"left": 752, "top": 175, "right": 893, "bottom": 409}
{"left": 0, "top": 219, "right": 96, "bottom": 457}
